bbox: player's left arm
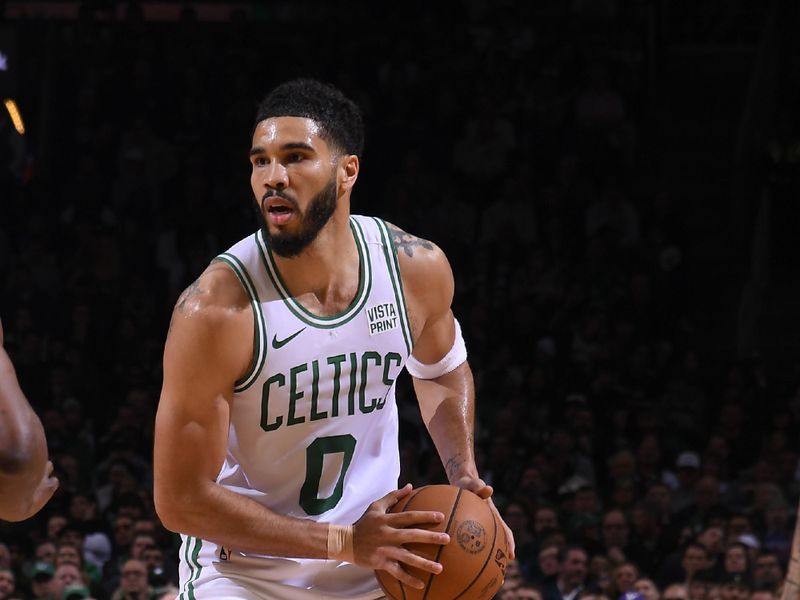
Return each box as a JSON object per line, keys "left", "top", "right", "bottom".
{"left": 390, "top": 223, "right": 515, "bottom": 558}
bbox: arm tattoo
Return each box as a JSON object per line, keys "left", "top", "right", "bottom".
{"left": 167, "top": 278, "right": 204, "bottom": 335}
{"left": 176, "top": 278, "right": 203, "bottom": 310}
{"left": 445, "top": 454, "right": 465, "bottom": 481}
{"left": 387, "top": 223, "right": 434, "bottom": 258}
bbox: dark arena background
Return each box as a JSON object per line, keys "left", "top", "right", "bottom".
{"left": 1, "top": 1, "right": 800, "bottom": 599}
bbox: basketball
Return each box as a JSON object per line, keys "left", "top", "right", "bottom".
{"left": 375, "top": 484, "right": 508, "bottom": 600}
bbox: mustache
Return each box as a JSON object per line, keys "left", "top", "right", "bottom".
{"left": 261, "top": 190, "right": 298, "bottom": 207}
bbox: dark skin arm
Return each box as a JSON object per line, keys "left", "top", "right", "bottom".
{"left": 0, "top": 319, "right": 58, "bottom": 521}
{"left": 388, "top": 223, "right": 516, "bottom": 559}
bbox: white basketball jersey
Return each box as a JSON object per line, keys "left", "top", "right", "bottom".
{"left": 177, "top": 216, "right": 413, "bottom": 600}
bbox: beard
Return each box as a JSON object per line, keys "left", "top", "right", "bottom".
{"left": 256, "top": 177, "right": 338, "bottom": 258}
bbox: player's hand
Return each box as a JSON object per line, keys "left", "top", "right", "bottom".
{"left": 452, "top": 476, "right": 516, "bottom": 560}
{"left": 25, "top": 460, "right": 59, "bottom": 520}
{"left": 489, "top": 497, "right": 515, "bottom": 560}
{"left": 353, "top": 484, "right": 450, "bottom": 589}
{"left": 453, "top": 474, "right": 492, "bottom": 499}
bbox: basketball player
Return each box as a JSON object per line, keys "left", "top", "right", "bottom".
{"left": 154, "top": 79, "right": 514, "bottom": 600}
{"left": 0, "top": 318, "right": 58, "bottom": 520}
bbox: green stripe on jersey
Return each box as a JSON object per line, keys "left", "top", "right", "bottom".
{"left": 373, "top": 218, "right": 413, "bottom": 354}
{"left": 179, "top": 536, "right": 202, "bottom": 600}
{"left": 255, "top": 218, "right": 373, "bottom": 328}
{"left": 215, "top": 252, "right": 268, "bottom": 392}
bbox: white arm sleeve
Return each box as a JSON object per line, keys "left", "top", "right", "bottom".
{"left": 405, "top": 319, "right": 468, "bottom": 380}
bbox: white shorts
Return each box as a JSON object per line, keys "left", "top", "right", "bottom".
{"left": 177, "top": 535, "right": 385, "bottom": 600}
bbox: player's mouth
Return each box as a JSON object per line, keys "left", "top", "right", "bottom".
{"left": 264, "top": 197, "right": 296, "bottom": 226}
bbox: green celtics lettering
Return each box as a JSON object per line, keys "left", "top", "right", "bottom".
{"left": 261, "top": 351, "right": 403, "bottom": 432}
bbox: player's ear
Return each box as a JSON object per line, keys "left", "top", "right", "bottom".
{"left": 339, "top": 154, "right": 359, "bottom": 192}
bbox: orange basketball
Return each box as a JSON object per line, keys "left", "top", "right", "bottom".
{"left": 375, "top": 484, "right": 508, "bottom": 600}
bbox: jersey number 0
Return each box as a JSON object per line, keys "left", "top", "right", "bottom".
{"left": 299, "top": 434, "right": 356, "bottom": 515}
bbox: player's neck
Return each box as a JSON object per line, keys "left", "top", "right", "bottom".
{"left": 271, "top": 213, "right": 360, "bottom": 310}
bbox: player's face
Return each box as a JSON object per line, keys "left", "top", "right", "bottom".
{"left": 250, "top": 116, "right": 340, "bottom": 257}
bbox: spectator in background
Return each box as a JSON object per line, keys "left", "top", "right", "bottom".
{"left": 504, "top": 502, "right": 537, "bottom": 576}
{"left": 635, "top": 578, "right": 661, "bottom": 600}
{"left": 675, "top": 478, "right": 728, "bottom": 536}
{"left": 751, "top": 552, "right": 783, "bottom": 593}
{"left": 543, "top": 546, "right": 588, "bottom": 600}
{"left": 723, "top": 543, "right": 751, "bottom": 577}
{"left": 535, "top": 506, "right": 561, "bottom": 538}
{"left": 726, "top": 514, "right": 755, "bottom": 546}
{"left": 696, "top": 525, "right": 726, "bottom": 579}
{"left": 610, "top": 562, "right": 639, "bottom": 597}
{"left": 665, "top": 453, "right": 702, "bottom": 514}
{"left": 601, "top": 509, "right": 652, "bottom": 571}
{"left": 47, "top": 514, "right": 68, "bottom": 542}
{"left": 750, "top": 584, "right": 776, "bottom": 600}
{"left": 34, "top": 540, "right": 56, "bottom": 566}
{"left": 589, "top": 554, "right": 614, "bottom": 597}
{"left": 30, "top": 561, "right": 56, "bottom": 599}
{"left": 536, "top": 542, "right": 563, "bottom": 587}
{"left": 659, "top": 542, "right": 710, "bottom": 588}
{"left": 0, "top": 569, "right": 15, "bottom": 600}
{"left": 111, "top": 559, "right": 152, "bottom": 600}
{"left": 51, "top": 563, "right": 88, "bottom": 600}
{"left": 719, "top": 573, "right": 751, "bottom": 600}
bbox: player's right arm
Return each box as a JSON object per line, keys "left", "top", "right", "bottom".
{"left": 0, "top": 319, "right": 58, "bottom": 521}
{"left": 154, "top": 262, "right": 447, "bottom": 587}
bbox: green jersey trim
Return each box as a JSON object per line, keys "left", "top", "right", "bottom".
{"left": 255, "top": 218, "right": 373, "bottom": 329}
{"left": 215, "top": 252, "right": 268, "bottom": 392}
{"left": 373, "top": 218, "right": 414, "bottom": 354}
{"left": 179, "top": 536, "right": 202, "bottom": 600}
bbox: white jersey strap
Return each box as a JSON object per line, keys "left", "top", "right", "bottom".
{"left": 405, "top": 319, "right": 467, "bottom": 379}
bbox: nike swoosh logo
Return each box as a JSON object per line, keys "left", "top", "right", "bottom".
{"left": 272, "top": 327, "right": 306, "bottom": 349}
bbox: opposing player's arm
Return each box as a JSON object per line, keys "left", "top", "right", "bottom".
{"left": 154, "top": 261, "right": 447, "bottom": 583}
{"left": 389, "top": 222, "right": 516, "bottom": 558}
{"left": 0, "top": 319, "right": 58, "bottom": 521}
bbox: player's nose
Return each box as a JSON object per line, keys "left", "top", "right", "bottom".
{"left": 264, "top": 161, "right": 289, "bottom": 189}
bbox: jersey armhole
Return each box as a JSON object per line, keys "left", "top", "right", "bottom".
{"left": 214, "top": 253, "right": 268, "bottom": 392}
{"left": 371, "top": 218, "right": 414, "bottom": 355}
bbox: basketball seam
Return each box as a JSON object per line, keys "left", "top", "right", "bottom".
{"left": 394, "top": 486, "right": 426, "bottom": 600}
{"left": 422, "top": 487, "right": 462, "bottom": 600}
{"left": 453, "top": 502, "right": 499, "bottom": 600}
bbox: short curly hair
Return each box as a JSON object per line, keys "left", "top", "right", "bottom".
{"left": 253, "top": 78, "right": 364, "bottom": 156}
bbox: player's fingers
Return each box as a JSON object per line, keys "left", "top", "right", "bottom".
{"left": 387, "top": 509, "right": 445, "bottom": 527}
{"left": 390, "top": 546, "right": 444, "bottom": 575}
{"left": 487, "top": 498, "right": 515, "bottom": 559}
{"left": 372, "top": 484, "right": 413, "bottom": 512}
{"left": 455, "top": 476, "right": 492, "bottom": 499}
{"left": 380, "top": 561, "right": 426, "bottom": 590}
{"left": 503, "top": 521, "right": 516, "bottom": 559}
{"left": 394, "top": 527, "right": 450, "bottom": 547}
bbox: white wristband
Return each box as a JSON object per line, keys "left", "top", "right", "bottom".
{"left": 405, "top": 318, "right": 468, "bottom": 379}
{"left": 327, "top": 524, "right": 354, "bottom": 563}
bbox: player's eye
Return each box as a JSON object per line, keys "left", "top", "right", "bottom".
{"left": 287, "top": 153, "right": 305, "bottom": 163}
{"left": 253, "top": 157, "right": 268, "bottom": 166}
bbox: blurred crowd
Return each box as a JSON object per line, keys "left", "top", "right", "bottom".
{"left": 1, "top": 2, "right": 799, "bottom": 600}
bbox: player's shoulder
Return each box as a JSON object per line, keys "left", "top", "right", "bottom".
{"left": 383, "top": 221, "right": 453, "bottom": 305}
{"left": 384, "top": 221, "right": 449, "bottom": 274}
{"left": 172, "top": 260, "right": 251, "bottom": 326}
